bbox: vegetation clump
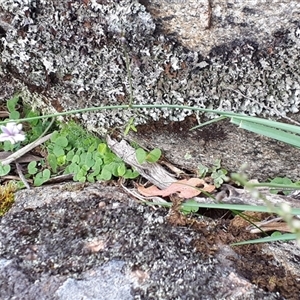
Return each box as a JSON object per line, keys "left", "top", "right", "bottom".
{"left": 0, "top": 182, "right": 17, "bottom": 216}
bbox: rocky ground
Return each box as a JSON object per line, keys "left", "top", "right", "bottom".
{"left": 1, "top": 1, "right": 300, "bottom": 299}
{"left": 0, "top": 181, "right": 299, "bottom": 299}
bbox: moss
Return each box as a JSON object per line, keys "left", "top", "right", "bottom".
{"left": 0, "top": 181, "right": 17, "bottom": 216}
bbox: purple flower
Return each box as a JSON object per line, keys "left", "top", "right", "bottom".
{"left": 0, "top": 122, "right": 26, "bottom": 144}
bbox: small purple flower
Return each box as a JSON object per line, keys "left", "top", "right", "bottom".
{"left": 0, "top": 122, "right": 26, "bottom": 144}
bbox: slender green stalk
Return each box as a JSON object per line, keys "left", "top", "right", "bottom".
{"left": 0, "top": 104, "right": 267, "bottom": 125}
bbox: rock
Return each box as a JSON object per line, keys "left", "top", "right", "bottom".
{"left": 0, "top": 0, "right": 299, "bottom": 131}
{"left": 143, "top": 0, "right": 299, "bottom": 56}
{"left": 0, "top": 0, "right": 299, "bottom": 179}
{"left": 128, "top": 118, "right": 300, "bottom": 181}
{"left": 1, "top": 182, "right": 299, "bottom": 299}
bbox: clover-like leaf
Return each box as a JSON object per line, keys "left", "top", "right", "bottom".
{"left": 0, "top": 163, "right": 11, "bottom": 176}
{"left": 123, "top": 169, "right": 139, "bottom": 179}
{"left": 54, "top": 136, "right": 68, "bottom": 147}
{"left": 135, "top": 148, "right": 147, "bottom": 164}
{"left": 97, "top": 168, "right": 112, "bottom": 181}
{"left": 117, "top": 163, "right": 126, "bottom": 177}
{"left": 98, "top": 143, "right": 108, "bottom": 155}
{"left": 146, "top": 148, "right": 161, "bottom": 163}
{"left": 53, "top": 145, "right": 65, "bottom": 157}
{"left": 47, "top": 153, "right": 58, "bottom": 173}
{"left": 28, "top": 161, "right": 38, "bottom": 175}
{"left": 34, "top": 169, "right": 51, "bottom": 186}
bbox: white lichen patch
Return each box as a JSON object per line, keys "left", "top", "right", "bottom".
{"left": 0, "top": 0, "right": 299, "bottom": 133}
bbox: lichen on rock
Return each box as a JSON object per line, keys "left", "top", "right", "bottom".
{"left": 0, "top": 0, "right": 299, "bottom": 133}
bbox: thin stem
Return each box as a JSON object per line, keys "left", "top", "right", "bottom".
{"left": 124, "top": 47, "right": 134, "bottom": 107}
{"left": 0, "top": 133, "right": 53, "bottom": 165}
{"left": 0, "top": 104, "right": 247, "bottom": 125}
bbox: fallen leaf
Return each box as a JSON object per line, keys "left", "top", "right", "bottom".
{"left": 137, "top": 178, "right": 215, "bottom": 199}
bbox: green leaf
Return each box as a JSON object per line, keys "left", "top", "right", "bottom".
{"left": 66, "top": 150, "right": 75, "bottom": 162}
{"left": 84, "top": 152, "right": 95, "bottom": 168}
{"left": 47, "top": 153, "right": 58, "bottom": 173}
{"left": 271, "top": 231, "right": 282, "bottom": 238}
{"left": 34, "top": 169, "right": 51, "bottom": 186}
{"left": 7, "top": 95, "right": 19, "bottom": 113}
{"left": 81, "top": 165, "right": 89, "bottom": 173}
{"left": 0, "top": 164, "right": 11, "bottom": 176}
{"left": 3, "top": 141, "right": 14, "bottom": 151}
{"left": 98, "top": 143, "right": 107, "bottom": 155}
{"left": 75, "top": 148, "right": 84, "bottom": 156}
{"left": 97, "top": 168, "right": 112, "bottom": 181}
{"left": 123, "top": 169, "right": 139, "bottom": 179}
{"left": 74, "top": 169, "right": 87, "bottom": 182}
{"left": 72, "top": 154, "right": 80, "bottom": 164}
{"left": 103, "top": 152, "right": 116, "bottom": 164}
{"left": 53, "top": 145, "right": 65, "bottom": 157}
{"left": 117, "top": 163, "right": 126, "bottom": 176}
{"left": 93, "top": 154, "right": 103, "bottom": 165}
{"left": 88, "top": 142, "right": 98, "bottom": 153}
{"left": 65, "top": 162, "right": 80, "bottom": 174}
{"left": 135, "top": 148, "right": 147, "bottom": 164}
{"left": 198, "top": 163, "right": 209, "bottom": 178}
{"left": 211, "top": 169, "right": 228, "bottom": 188}
{"left": 104, "top": 162, "right": 118, "bottom": 177}
{"left": 146, "top": 148, "right": 161, "bottom": 163}
{"left": 269, "top": 177, "right": 294, "bottom": 195}
{"left": 50, "top": 131, "right": 59, "bottom": 142}
{"left": 87, "top": 174, "right": 95, "bottom": 183}
{"left": 212, "top": 159, "right": 221, "bottom": 171}
{"left": 9, "top": 111, "right": 20, "bottom": 120}
{"left": 231, "top": 233, "right": 297, "bottom": 246}
{"left": 25, "top": 110, "right": 40, "bottom": 126}
{"left": 181, "top": 199, "right": 199, "bottom": 214}
{"left": 54, "top": 136, "right": 68, "bottom": 147}
{"left": 57, "top": 155, "right": 66, "bottom": 166}
{"left": 28, "top": 161, "right": 38, "bottom": 175}
{"left": 79, "top": 153, "right": 87, "bottom": 165}
{"left": 231, "top": 118, "right": 300, "bottom": 148}
{"left": 124, "top": 117, "right": 137, "bottom": 135}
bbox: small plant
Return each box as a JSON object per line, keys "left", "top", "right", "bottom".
{"left": 198, "top": 159, "right": 228, "bottom": 188}
{"left": 45, "top": 121, "right": 139, "bottom": 183}
{"left": 135, "top": 147, "right": 162, "bottom": 164}
{"left": 124, "top": 117, "right": 137, "bottom": 136}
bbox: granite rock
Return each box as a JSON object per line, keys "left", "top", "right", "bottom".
{"left": 1, "top": 182, "right": 296, "bottom": 299}
{"left": 0, "top": 0, "right": 299, "bottom": 132}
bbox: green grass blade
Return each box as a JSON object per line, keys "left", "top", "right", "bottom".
{"left": 229, "top": 115, "right": 300, "bottom": 134}
{"left": 146, "top": 201, "right": 300, "bottom": 215}
{"left": 231, "top": 233, "right": 297, "bottom": 246}
{"left": 231, "top": 118, "right": 300, "bottom": 148}
{"left": 189, "top": 116, "right": 227, "bottom": 130}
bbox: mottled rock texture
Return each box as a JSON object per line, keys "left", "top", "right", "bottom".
{"left": 0, "top": 0, "right": 299, "bottom": 179}
{"left": 1, "top": 183, "right": 297, "bottom": 299}
{"left": 0, "top": 0, "right": 299, "bottom": 131}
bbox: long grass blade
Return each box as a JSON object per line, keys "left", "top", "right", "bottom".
{"left": 231, "top": 233, "right": 297, "bottom": 246}
{"left": 231, "top": 118, "right": 300, "bottom": 148}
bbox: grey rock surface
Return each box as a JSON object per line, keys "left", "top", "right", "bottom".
{"left": 0, "top": 182, "right": 294, "bottom": 300}
{"left": 54, "top": 261, "right": 133, "bottom": 300}
{"left": 129, "top": 119, "right": 300, "bottom": 181}
{"left": 0, "top": 0, "right": 299, "bottom": 181}
{"left": 0, "top": 0, "right": 299, "bottom": 131}
{"left": 145, "top": 0, "right": 300, "bottom": 56}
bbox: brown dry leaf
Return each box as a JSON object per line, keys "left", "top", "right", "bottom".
{"left": 137, "top": 178, "right": 215, "bottom": 199}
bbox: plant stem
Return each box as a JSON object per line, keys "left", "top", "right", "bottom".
{"left": 0, "top": 104, "right": 251, "bottom": 125}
